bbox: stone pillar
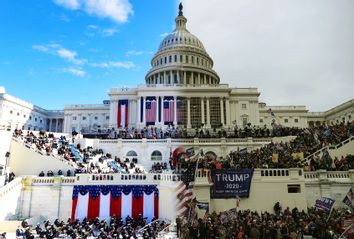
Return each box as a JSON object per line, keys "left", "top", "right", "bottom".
{"left": 49, "top": 119, "right": 52, "bottom": 132}
{"left": 187, "top": 97, "right": 191, "bottom": 128}
{"left": 225, "top": 98, "right": 231, "bottom": 127}
{"left": 220, "top": 98, "right": 224, "bottom": 127}
{"left": 77, "top": 114, "right": 82, "bottom": 132}
{"left": 191, "top": 72, "right": 194, "bottom": 85}
{"left": 201, "top": 98, "right": 205, "bottom": 125}
{"left": 173, "top": 96, "right": 177, "bottom": 126}
{"left": 204, "top": 74, "right": 206, "bottom": 85}
{"left": 177, "top": 71, "right": 180, "bottom": 84}
{"left": 206, "top": 98, "right": 211, "bottom": 128}
{"left": 164, "top": 71, "right": 166, "bottom": 85}
{"left": 137, "top": 98, "right": 141, "bottom": 125}
{"left": 143, "top": 96, "right": 146, "bottom": 126}
{"left": 170, "top": 71, "right": 173, "bottom": 84}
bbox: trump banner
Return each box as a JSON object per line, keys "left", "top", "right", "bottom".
{"left": 211, "top": 169, "right": 253, "bottom": 198}
{"left": 314, "top": 197, "right": 335, "bottom": 212}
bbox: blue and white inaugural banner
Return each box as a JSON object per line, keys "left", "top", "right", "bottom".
{"left": 211, "top": 169, "right": 253, "bottom": 198}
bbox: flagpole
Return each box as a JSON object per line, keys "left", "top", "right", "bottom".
{"left": 338, "top": 222, "right": 353, "bottom": 239}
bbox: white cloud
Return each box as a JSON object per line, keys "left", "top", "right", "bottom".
{"left": 125, "top": 50, "right": 143, "bottom": 57}
{"left": 125, "top": 50, "right": 153, "bottom": 57}
{"left": 183, "top": 0, "right": 354, "bottom": 111}
{"left": 91, "top": 61, "right": 135, "bottom": 69}
{"left": 160, "top": 32, "right": 168, "bottom": 38}
{"left": 64, "top": 67, "right": 86, "bottom": 77}
{"left": 86, "top": 25, "right": 119, "bottom": 37}
{"left": 54, "top": 0, "right": 80, "bottom": 10}
{"left": 53, "top": 0, "right": 133, "bottom": 23}
{"left": 32, "top": 43, "right": 86, "bottom": 65}
{"left": 102, "top": 28, "right": 118, "bottom": 37}
{"left": 32, "top": 45, "right": 49, "bottom": 52}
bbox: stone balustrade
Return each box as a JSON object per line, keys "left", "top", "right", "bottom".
{"left": 0, "top": 177, "right": 22, "bottom": 198}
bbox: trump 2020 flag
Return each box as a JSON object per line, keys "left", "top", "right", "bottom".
{"left": 315, "top": 197, "right": 335, "bottom": 212}
{"left": 71, "top": 185, "right": 158, "bottom": 222}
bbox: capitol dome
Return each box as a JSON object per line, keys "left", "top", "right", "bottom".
{"left": 145, "top": 3, "right": 220, "bottom": 86}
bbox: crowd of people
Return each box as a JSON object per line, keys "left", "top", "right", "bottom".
{"left": 83, "top": 122, "right": 350, "bottom": 140}
{"left": 13, "top": 130, "right": 146, "bottom": 176}
{"left": 11, "top": 121, "right": 354, "bottom": 177}
{"left": 177, "top": 205, "right": 353, "bottom": 239}
{"left": 177, "top": 122, "right": 354, "bottom": 172}
{"left": 14, "top": 215, "right": 168, "bottom": 239}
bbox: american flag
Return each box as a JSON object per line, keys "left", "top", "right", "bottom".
{"left": 146, "top": 99, "right": 157, "bottom": 122}
{"left": 176, "top": 163, "right": 197, "bottom": 217}
{"left": 163, "top": 98, "right": 174, "bottom": 123}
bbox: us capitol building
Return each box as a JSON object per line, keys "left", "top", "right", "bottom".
{"left": 0, "top": 5, "right": 353, "bottom": 134}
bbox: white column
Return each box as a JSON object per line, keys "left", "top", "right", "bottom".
{"left": 220, "top": 98, "right": 224, "bottom": 127}
{"left": 187, "top": 97, "right": 191, "bottom": 128}
{"left": 225, "top": 98, "right": 231, "bottom": 127}
{"left": 177, "top": 71, "right": 180, "bottom": 84}
{"left": 137, "top": 97, "right": 141, "bottom": 125}
{"left": 173, "top": 96, "right": 177, "bottom": 126}
{"left": 78, "top": 114, "right": 82, "bottom": 132}
{"left": 201, "top": 98, "right": 205, "bottom": 125}
{"left": 55, "top": 118, "right": 59, "bottom": 132}
{"left": 204, "top": 74, "right": 206, "bottom": 85}
{"left": 191, "top": 72, "right": 194, "bottom": 85}
{"left": 206, "top": 98, "right": 211, "bottom": 128}
{"left": 143, "top": 96, "right": 146, "bottom": 125}
{"left": 170, "top": 71, "right": 173, "bottom": 84}
{"left": 164, "top": 71, "right": 166, "bottom": 85}
{"left": 49, "top": 119, "right": 52, "bottom": 132}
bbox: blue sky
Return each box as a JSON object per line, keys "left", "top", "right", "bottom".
{"left": 0, "top": 0, "right": 177, "bottom": 109}
{"left": 1, "top": 0, "right": 353, "bottom": 112}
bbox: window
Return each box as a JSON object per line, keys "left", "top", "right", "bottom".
{"left": 151, "top": 150, "right": 162, "bottom": 161}
{"left": 191, "top": 56, "right": 194, "bottom": 64}
{"left": 40, "top": 120, "right": 42, "bottom": 123}
{"left": 174, "top": 55, "right": 177, "bottom": 62}
{"left": 260, "top": 119, "right": 263, "bottom": 123}
{"left": 73, "top": 116, "right": 77, "bottom": 120}
{"left": 29, "top": 116, "right": 32, "bottom": 120}
{"left": 180, "top": 55, "right": 183, "bottom": 62}
{"left": 10, "top": 110, "right": 13, "bottom": 114}
{"left": 186, "top": 56, "right": 189, "bottom": 63}
{"left": 35, "top": 118, "right": 37, "bottom": 122}
{"left": 284, "top": 119, "right": 288, "bottom": 123}
{"left": 241, "top": 104, "right": 247, "bottom": 109}
{"left": 94, "top": 116, "right": 98, "bottom": 120}
{"left": 17, "top": 112, "right": 19, "bottom": 116}
{"left": 24, "top": 115, "right": 26, "bottom": 118}
{"left": 82, "top": 116, "right": 86, "bottom": 120}
{"left": 106, "top": 116, "right": 110, "bottom": 120}
{"left": 294, "top": 118, "right": 299, "bottom": 123}
{"left": 242, "top": 117, "right": 248, "bottom": 127}
{"left": 287, "top": 184, "right": 301, "bottom": 193}
{"left": 164, "top": 57, "right": 167, "bottom": 64}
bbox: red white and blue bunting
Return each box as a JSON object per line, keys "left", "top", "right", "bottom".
{"left": 71, "top": 185, "right": 158, "bottom": 222}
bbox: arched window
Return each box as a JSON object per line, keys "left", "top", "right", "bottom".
{"left": 151, "top": 150, "right": 162, "bottom": 161}
{"left": 126, "top": 151, "right": 138, "bottom": 163}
